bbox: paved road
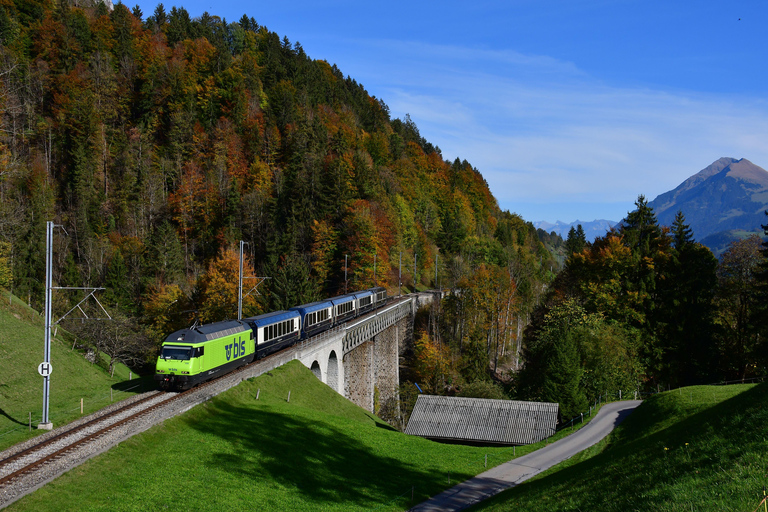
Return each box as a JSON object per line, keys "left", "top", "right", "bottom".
{"left": 409, "top": 400, "right": 643, "bottom": 512}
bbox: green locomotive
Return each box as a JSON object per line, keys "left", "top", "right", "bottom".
{"left": 154, "top": 320, "right": 255, "bottom": 390}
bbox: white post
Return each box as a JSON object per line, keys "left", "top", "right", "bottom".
{"left": 238, "top": 240, "right": 245, "bottom": 320}
{"left": 435, "top": 251, "right": 438, "bottom": 289}
{"left": 398, "top": 252, "right": 402, "bottom": 296}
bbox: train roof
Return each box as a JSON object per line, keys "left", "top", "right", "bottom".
{"left": 289, "top": 300, "right": 332, "bottom": 314}
{"left": 163, "top": 320, "right": 248, "bottom": 344}
{"left": 243, "top": 310, "right": 300, "bottom": 327}
{"left": 352, "top": 290, "right": 373, "bottom": 299}
{"left": 327, "top": 294, "right": 355, "bottom": 305}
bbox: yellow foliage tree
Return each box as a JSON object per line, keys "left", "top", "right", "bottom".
{"left": 142, "top": 283, "right": 191, "bottom": 343}
{"left": 412, "top": 331, "right": 450, "bottom": 393}
{"left": 197, "top": 246, "right": 261, "bottom": 323}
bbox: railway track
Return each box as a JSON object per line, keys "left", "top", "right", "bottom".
{"left": 0, "top": 390, "right": 169, "bottom": 487}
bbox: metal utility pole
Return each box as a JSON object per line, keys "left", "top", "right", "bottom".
{"left": 238, "top": 241, "right": 248, "bottom": 320}
{"left": 398, "top": 252, "right": 402, "bottom": 296}
{"left": 344, "top": 255, "right": 348, "bottom": 294}
{"left": 373, "top": 254, "right": 377, "bottom": 286}
{"left": 39, "top": 221, "right": 109, "bottom": 430}
{"left": 414, "top": 253, "right": 417, "bottom": 289}
{"left": 40, "top": 221, "right": 54, "bottom": 430}
{"left": 435, "top": 250, "right": 439, "bottom": 290}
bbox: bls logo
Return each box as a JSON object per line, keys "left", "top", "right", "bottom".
{"left": 225, "top": 338, "right": 246, "bottom": 361}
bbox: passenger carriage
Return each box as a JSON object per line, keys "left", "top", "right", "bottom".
{"left": 328, "top": 294, "right": 357, "bottom": 325}
{"left": 289, "top": 300, "right": 334, "bottom": 339}
{"left": 242, "top": 310, "right": 301, "bottom": 359}
{"left": 368, "top": 286, "right": 387, "bottom": 308}
{"left": 353, "top": 290, "right": 375, "bottom": 314}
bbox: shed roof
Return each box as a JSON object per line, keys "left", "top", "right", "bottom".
{"left": 404, "top": 395, "right": 558, "bottom": 445}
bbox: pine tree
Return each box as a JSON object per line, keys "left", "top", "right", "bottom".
{"left": 672, "top": 210, "right": 694, "bottom": 250}
{"left": 565, "top": 224, "right": 587, "bottom": 256}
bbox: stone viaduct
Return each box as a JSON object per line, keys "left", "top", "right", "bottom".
{"left": 287, "top": 292, "right": 439, "bottom": 412}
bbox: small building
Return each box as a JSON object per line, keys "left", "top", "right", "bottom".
{"left": 404, "top": 395, "right": 558, "bottom": 445}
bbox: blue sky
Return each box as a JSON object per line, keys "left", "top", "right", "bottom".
{"left": 132, "top": 0, "right": 768, "bottom": 223}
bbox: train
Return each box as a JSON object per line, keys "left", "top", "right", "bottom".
{"left": 154, "top": 286, "right": 388, "bottom": 390}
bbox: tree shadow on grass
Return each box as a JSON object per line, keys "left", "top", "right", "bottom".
{"left": 183, "top": 400, "right": 459, "bottom": 509}
{"left": 471, "top": 382, "right": 768, "bottom": 511}
{"left": 0, "top": 407, "right": 25, "bottom": 426}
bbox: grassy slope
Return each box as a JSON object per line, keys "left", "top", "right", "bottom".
{"left": 470, "top": 383, "right": 768, "bottom": 512}
{"left": 0, "top": 290, "right": 146, "bottom": 450}
{"left": 7, "top": 360, "right": 595, "bottom": 512}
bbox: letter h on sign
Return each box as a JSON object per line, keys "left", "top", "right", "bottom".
{"left": 38, "top": 362, "right": 53, "bottom": 377}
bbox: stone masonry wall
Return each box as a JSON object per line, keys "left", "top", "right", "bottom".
{"left": 343, "top": 316, "right": 410, "bottom": 413}
{"left": 344, "top": 340, "right": 374, "bottom": 410}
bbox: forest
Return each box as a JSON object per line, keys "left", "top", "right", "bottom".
{"left": 1, "top": 0, "right": 766, "bottom": 425}
{"left": 0, "top": 0, "right": 555, "bottom": 403}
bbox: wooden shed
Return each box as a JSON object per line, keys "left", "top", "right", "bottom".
{"left": 404, "top": 395, "right": 558, "bottom": 445}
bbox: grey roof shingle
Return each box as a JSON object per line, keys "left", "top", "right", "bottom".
{"left": 404, "top": 395, "right": 558, "bottom": 445}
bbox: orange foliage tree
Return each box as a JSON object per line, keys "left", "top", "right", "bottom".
{"left": 196, "top": 246, "right": 261, "bottom": 323}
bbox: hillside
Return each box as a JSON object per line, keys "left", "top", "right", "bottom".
{"left": 471, "top": 382, "right": 768, "bottom": 511}
{"left": 648, "top": 157, "right": 768, "bottom": 246}
{"left": 0, "top": 290, "right": 145, "bottom": 451}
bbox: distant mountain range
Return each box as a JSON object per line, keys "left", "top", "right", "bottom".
{"left": 647, "top": 157, "right": 768, "bottom": 256}
{"left": 533, "top": 219, "right": 617, "bottom": 242}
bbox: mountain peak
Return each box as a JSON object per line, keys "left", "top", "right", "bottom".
{"left": 647, "top": 158, "right": 768, "bottom": 249}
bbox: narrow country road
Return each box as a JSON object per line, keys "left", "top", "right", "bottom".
{"left": 409, "top": 400, "right": 643, "bottom": 512}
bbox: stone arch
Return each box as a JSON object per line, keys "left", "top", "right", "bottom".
{"left": 310, "top": 360, "right": 322, "bottom": 381}
{"left": 327, "top": 350, "right": 339, "bottom": 391}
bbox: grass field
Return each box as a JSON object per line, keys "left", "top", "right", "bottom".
{"left": 469, "top": 382, "right": 768, "bottom": 512}
{"left": 0, "top": 290, "right": 147, "bottom": 451}
{"left": 6, "top": 360, "right": 597, "bottom": 512}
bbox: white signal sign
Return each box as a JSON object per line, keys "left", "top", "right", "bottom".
{"left": 38, "top": 362, "right": 53, "bottom": 377}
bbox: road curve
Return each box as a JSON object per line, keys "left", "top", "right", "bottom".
{"left": 409, "top": 400, "right": 642, "bottom": 512}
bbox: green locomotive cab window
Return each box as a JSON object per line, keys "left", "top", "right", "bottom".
{"left": 195, "top": 347, "right": 204, "bottom": 357}
{"left": 161, "top": 346, "right": 193, "bottom": 360}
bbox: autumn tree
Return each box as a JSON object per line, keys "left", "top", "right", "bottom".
{"left": 196, "top": 246, "right": 261, "bottom": 323}
{"left": 412, "top": 331, "right": 450, "bottom": 393}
